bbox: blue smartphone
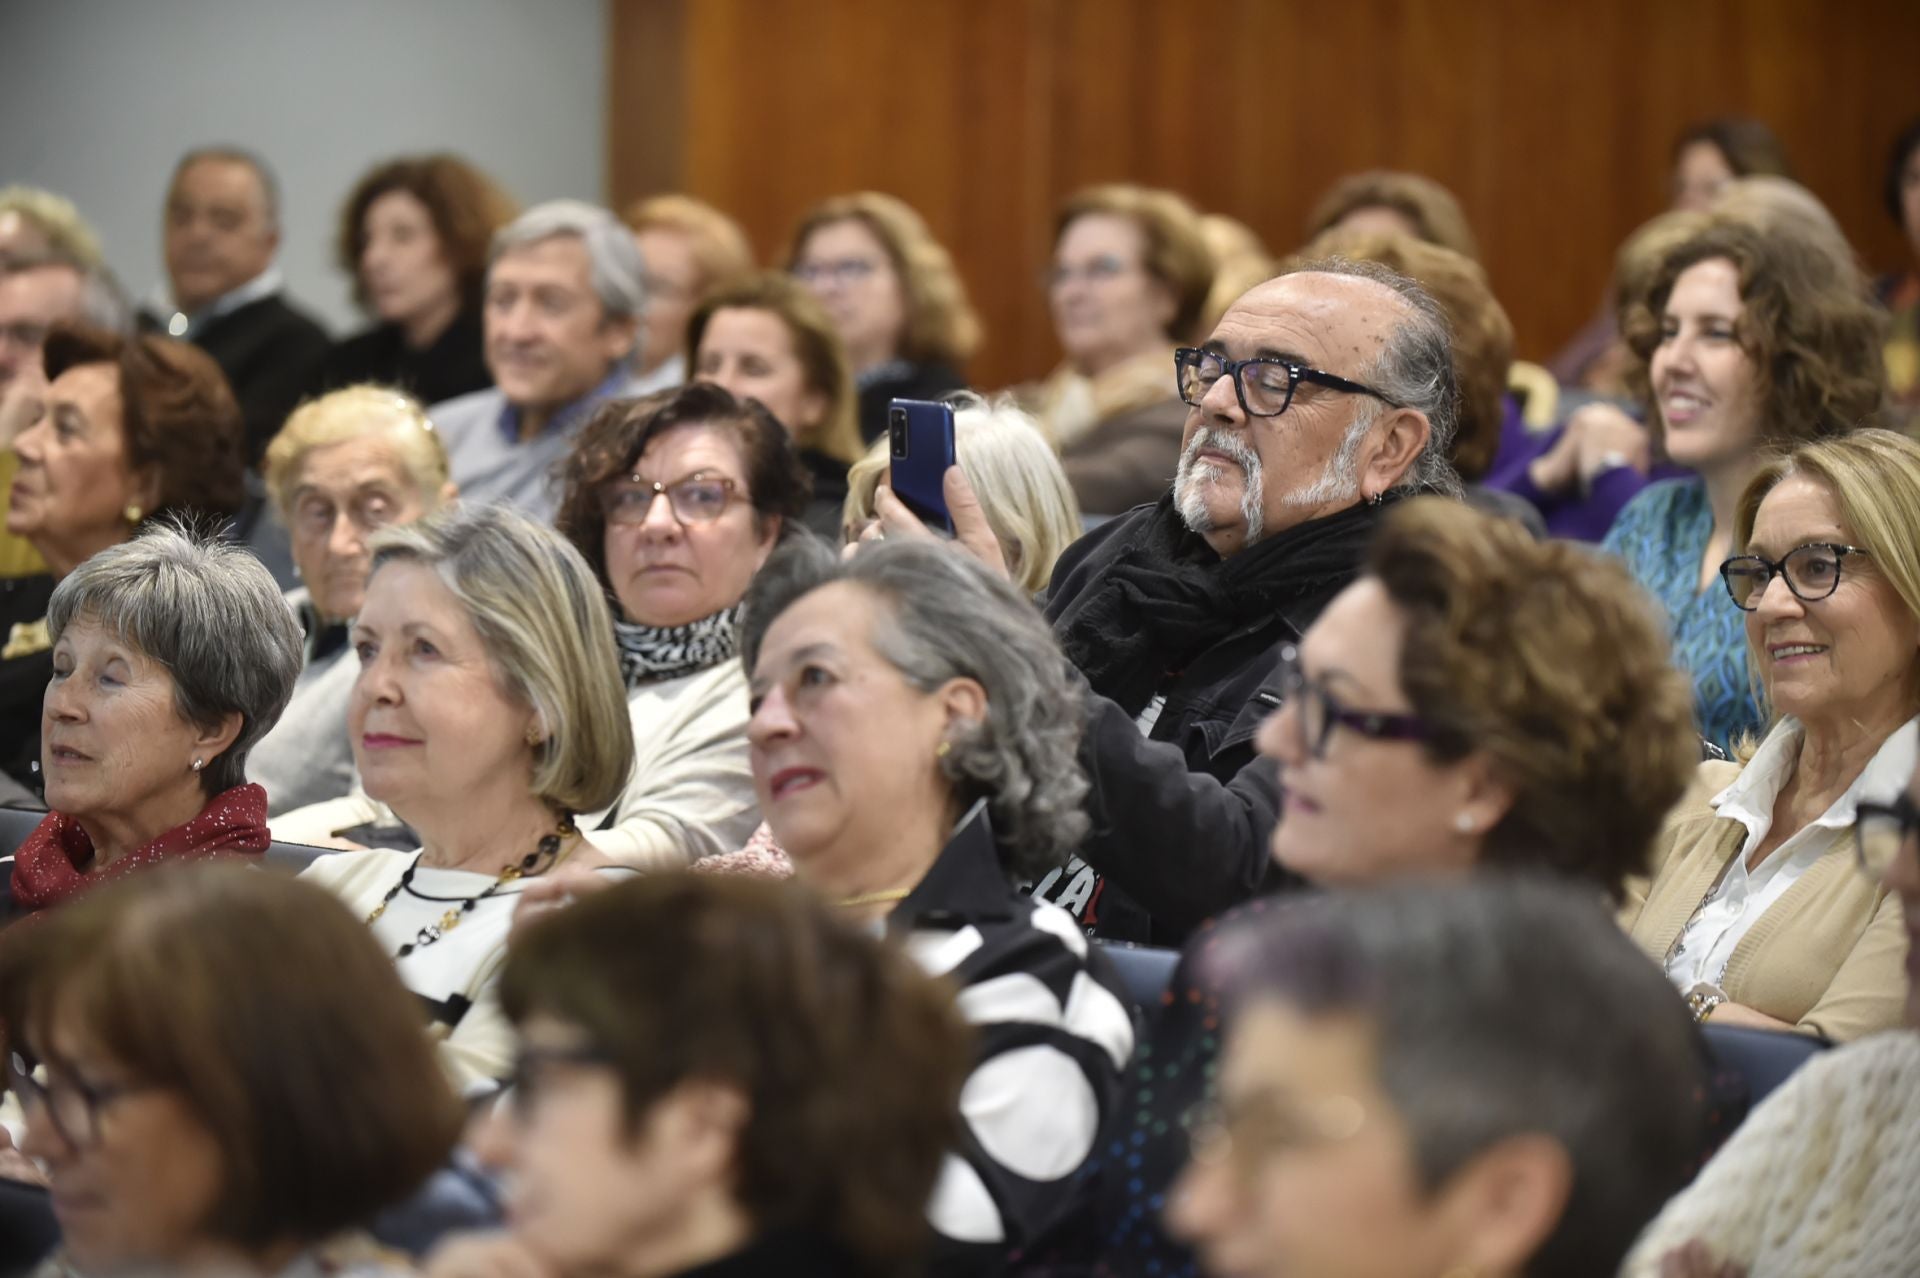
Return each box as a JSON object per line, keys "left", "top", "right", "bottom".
{"left": 888, "top": 398, "right": 956, "bottom": 535}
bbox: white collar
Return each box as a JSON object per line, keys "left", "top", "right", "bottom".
{"left": 149, "top": 265, "right": 285, "bottom": 335}
{"left": 1713, "top": 715, "right": 1920, "bottom": 830}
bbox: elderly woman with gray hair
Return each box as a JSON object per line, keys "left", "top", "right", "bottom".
{"left": 0, "top": 526, "right": 302, "bottom": 922}
{"left": 740, "top": 536, "right": 1134, "bottom": 1272}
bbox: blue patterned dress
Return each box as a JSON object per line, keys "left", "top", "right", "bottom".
{"left": 1603, "top": 478, "right": 1767, "bottom": 752}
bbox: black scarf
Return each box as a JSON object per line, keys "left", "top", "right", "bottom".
{"left": 1050, "top": 493, "right": 1389, "bottom": 715}
{"left": 613, "top": 603, "right": 743, "bottom": 687}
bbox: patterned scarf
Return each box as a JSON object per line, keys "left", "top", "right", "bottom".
{"left": 613, "top": 603, "right": 743, "bottom": 687}
{"left": 10, "top": 782, "right": 272, "bottom": 913}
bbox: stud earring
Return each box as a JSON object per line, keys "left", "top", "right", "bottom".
{"left": 1454, "top": 812, "right": 1475, "bottom": 834}
{"left": 190, "top": 757, "right": 204, "bottom": 773}
{"left": 525, "top": 724, "right": 544, "bottom": 747}
{"left": 935, "top": 740, "right": 952, "bottom": 759}
{"left": 125, "top": 504, "right": 144, "bottom": 525}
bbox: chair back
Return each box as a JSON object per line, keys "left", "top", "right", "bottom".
{"left": 1701, "top": 1022, "right": 1830, "bottom": 1105}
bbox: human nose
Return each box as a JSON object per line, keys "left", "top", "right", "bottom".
{"left": 325, "top": 509, "right": 366, "bottom": 561}
{"left": 11, "top": 409, "right": 47, "bottom": 463}
{"left": 1256, "top": 696, "right": 1306, "bottom": 768}
{"left": 1164, "top": 1154, "right": 1232, "bottom": 1249}
{"left": 353, "top": 645, "right": 402, "bottom": 710}
{"left": 466, "top": 1094, "right": 517, "bottom": 1174}
{"left": 637, "top": 488, "right": 681, "bottom": 537}
{"left": 43, "top": 668, "right": 85, "bottom": 724}
{"left": 16, "top": 1085, "right": 73, "bottom": 1165}
{"left": 747, "top": 684, "right": 798, "bottom": 749}
{"left": 1749, "top": 566, "right": 1805, "bottom": 621}
{"left": 1198, "top": 364, "right": 1244, "bottom": 422}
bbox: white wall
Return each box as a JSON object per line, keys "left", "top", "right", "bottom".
{"left": 0, "top": 0, "right": 609, "bottom": 333}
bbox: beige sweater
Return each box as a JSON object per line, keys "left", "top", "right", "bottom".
{"left": 1620, "top": 760, "right": 1908, "bottom": 1042}
{"left": 1620, "top": 1031, "right": 1920, "bottom": 1277}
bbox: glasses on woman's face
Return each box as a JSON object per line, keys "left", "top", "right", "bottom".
{"left": 7, "top": 1051, "right": 156, "bottom": 1149}
{"left": 792, "top": 258, "right": 880, "bottom": 289}
{"left": 1275, "top": 645, "right": 1434, "bottom": 760}
{"left": 1854, "top": 791, "right": 1920, "bottom": 880}
{"left": 599, "top": 471, "right": 741, "bottom": 527}
{"left": 1719, "top": 543, "right": 1871, "bottom": 611}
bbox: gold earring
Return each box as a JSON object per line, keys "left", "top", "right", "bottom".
{"left": 935, "top": 740, "right": 952, "bottom": 759}
{"left": 124, "top": 504, "right": 144, "bottom": 525}
{"left": 525, "top": 724, "right": 544, "bottom": 747}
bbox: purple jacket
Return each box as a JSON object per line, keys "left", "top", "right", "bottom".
{"left": 1482, "top": 397, "right": 1688, "bottom": 541}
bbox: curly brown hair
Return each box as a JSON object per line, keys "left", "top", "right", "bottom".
{"left": 1305, "top": 171, "right": 1481, "bottom": 262}
{"left": 1622, "top": 218, "right": 1888, "bottom": 446}
{"left": 502, "top": 872, "right": 970, "bottom": 1278}
{"left": 1055, "top": 184, "right": 1215, "bottom": 342}
{"left": 43, "top": 324, "right": 245, "bottom": 521}
{"left": 335, "top": 153, "right": 518, "bottom": 310}
{"left": 1369, "top": 498, "right": 1697, "bottom": 901}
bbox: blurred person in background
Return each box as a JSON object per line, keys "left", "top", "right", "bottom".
{"left": 1602, "top": 216, "right": 1888, "bottom": 751}
{"left": 1167, "top": 878, "right": 1707, "bottom": 1278}
{"left": 843, "top": 392, "right": 1081, "bottom": 596}
{"left": 625, "top": 195, "right": 755, "bottom": 395}
{"left": 143, "top": 147, "right": 331, "bottom": 466}
{"left": 248, "top": 386, "right": 455, "bottom": 816}
{"left": 1875, "top": 117, "right": 1920, "bottom": 420}
{"left": 1621, "top": 430, "right": 1920, "bottom": 1043}
{"left": 552, "top": 383, "right": 808, "bottom": 867}
{"left": 298, "top": 504, "right": 634, "bottom": 1091}
{"left": 0, "top": 327, "right": 248, "bottom": 796}
{"left": 1, "top": 527, "right": 301, "bottom": 923}
{"left": 317, "top": 154, "right": 519, "bottom": 406}
{"left": 0, "top": 188, "right": 104, "bottom": 272}
{"left": 1025, "top": 184, "right": 1214, "bottom": 517}
{"left": 788, "top": 191, "right": 979, "bottom": 444}
{"left": 425, "top": 873, "right": 970, "bottom": 1278}
{"left": 1194, "top": 213, "right": 1275, "bottom": 342}
{"left": 3, "top": 864, "right": 463, "bottom": 1277}
{"left": 430, "top": 201, "right": 647, "bottom": 522}
{"left": 688, "top": 272, "right": 863, "bottom": 538}
{"left": 1301, "top": 170, "right": 1481, "bottom": 261}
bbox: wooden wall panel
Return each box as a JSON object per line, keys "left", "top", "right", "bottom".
{"left": 610, "top": 0, "right": 1920, "bottom": 392}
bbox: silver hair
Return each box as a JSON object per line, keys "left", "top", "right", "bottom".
{"left": 741, "top": 538, "right": 1089, "bottom": 880}
{"left": 490, "top": 199, "right": 649, "bottom": 338}
{"left": 78, "top": 263, "right": 131, "bottom": 333}
{"left": 1283, "top": 256, "right": 1465, "bottom": 500}
{"left": 46, "top": 523, "right": 303, "bottom": 795}
{"left": 1174, "top": 425, "right": 1265, "bottom": 542}
{"left": 173, "top": 146, "right": 281, "bottom": 230}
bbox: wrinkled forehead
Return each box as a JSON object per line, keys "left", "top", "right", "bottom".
{"left": 1208, "top": 271, "right": 1407, "bottom": 375}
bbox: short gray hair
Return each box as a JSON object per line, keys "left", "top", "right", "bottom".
{"left": 490, "top": 199, "right": 648, "bottom": 328}
{"left": 46, "top": 524, "right": 303, "bottom": 795}
{"left": 172, "top": 146, "right": 281, "bottom": 230}
{"left": 370, "top": 503, "right": 634, "bottom": 817}
{"left": 741, "top": 538, "right": 1089, "bottom": 880}
{"left": 1285, "top": 256, "right": 1464, "bottom": 499}
{"left": 1214, "top": 876, "right": 1705, "bottom": 1278}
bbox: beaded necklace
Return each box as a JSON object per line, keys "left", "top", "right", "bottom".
{"left": 366, "top": 814, "right": 578, "bottom": 958}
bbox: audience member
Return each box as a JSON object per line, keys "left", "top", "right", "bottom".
{"left": 144, "top": 147, "right": 332, "bottom": 463}
{"left": 0, "top": 326, "right": 248, "bottom": 793}
{"left": 1167, "top": 878, "right": 1708, "bottom": 1278}
{"left": 843, "top": 392, "right": 1080, "bottom": 596}
{"left": 688, "top": 272, "right": 864, "bottom": 538}
{"left": 0, "top": 187, "right": 104, "bottom": 271}
{"left": 788, "top": 191, "right": 979, "bottom": 443}
{"left": 0, "top": 526, "right": 300, "bottom": 922}
{"left": 1301, "top": 169, "right": 1481, "bottom": 260}
{"left": 425, "top": 873, "right": 970, "bottom": 1278}
{"left": 552, "top": 383, "right": 806, "bottom": 867}
{"left": 1877, "top": 116, "right": 1920, "bottom": 418}
{"left": 1194, "top": 213, "right": 1275, "bottom": 340}
{"left": 3, "top": 863, "right": 462, "bottom": 1276}
{"left": 297, "top": 504, "right": 634, "bottom": 1091}
{"left": 317, "top": 153, "right": 519, "bottom": 406}
{"left": 1550, "top": 116, "right": 1793, "bottom": 389}
{"left": 623, "top": 194, "right": 755, "bottom": 394}
{"left": 1063, "top": 496, "right": 1698, "bottom": 1275}
{"left": 1622, "top": 747, "right": 1920, "bottom": 1278}
{"left": 1622, "top": 429, "right": 1920, "bottom": 1042}
{"left": 0, "top": 254, "right": 130, "bottom": 580}
{"left": 741, "top": 538, "right": 1133, "bottom": 1271}
{"left": 430, "top": 200, "right": 647, "bottom": 522}
{"left": 248, "top": 386, "right": 455, "bottom": 816}
{"left": 1025, "top": 184, "right": 1214, "bottom": 516}
{"left": 1603, "top": 216, "right": 1888, "bottom": 750}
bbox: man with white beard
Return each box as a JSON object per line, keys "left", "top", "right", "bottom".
{"left": 1030, "top": 259, "right": 1464, "bottom": 942}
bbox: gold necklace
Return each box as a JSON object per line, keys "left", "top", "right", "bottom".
{"left": 835, "top": 887, "right": 912, "bottom": 909}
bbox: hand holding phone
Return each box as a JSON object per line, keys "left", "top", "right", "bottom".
{"left": 887, "top": 399, "right": 957, "bottom": 535}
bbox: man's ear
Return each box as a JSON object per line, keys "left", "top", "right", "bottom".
{"left": 1360, "top": 407, "right": 1433, "bottom": 500}
{"left": 1433, "top": 1133, "right": 1572, "bottom": 1277}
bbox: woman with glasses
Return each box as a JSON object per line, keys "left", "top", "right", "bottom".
{"left": 1621, "top": 429, "right": 1920, "bottom": 1043}
{"left": 1600, "top": 215, "right": 1887, "bottom": 752}
{"left": 1622, "top": 756, "right": 1920, "bottom": 1278}
{"left": 786, "top": 192, "right": 980, "bottom": 445}
{"left": 1021, "top": 183, "right": 1214, "bottom": 516}
{"left": 550, "top": 383, "right": 809, "bottom": 869}
{"left": 3, "top": 863, "right": 462, "bottom": 1278}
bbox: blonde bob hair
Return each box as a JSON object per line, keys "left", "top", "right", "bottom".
{"left": 786, "top": 192, "right": 982, "bottom": 368}
{"left": 624, "top": 193, "right": 755, "bottom": 296}
{"left": 263, "top": 385, "right": 452, "bottom": 521}
{"left": 1734, "top": 428, "right": 1920, "bottom": 723}
{"left": 368, "top": 504, "right": 634, "bottom": 815}
{"left": 842, "top": 394, "right": 1081, "bottom": 595}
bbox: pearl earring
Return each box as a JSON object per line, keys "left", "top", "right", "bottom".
{"left": 125, "top": 504, "right": 144, "bottom": 525}
{"left": 190, "top": 757, "right": 204, "bottom": 773}
{"left": 1454, "top": 812, "right": 1474, "bottom": 834}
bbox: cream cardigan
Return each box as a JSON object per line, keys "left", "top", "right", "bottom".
{"left": 1620, "top": 760, "right": 1908, "bottom": 1042}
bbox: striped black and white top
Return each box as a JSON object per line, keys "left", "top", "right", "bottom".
{"left": 888, "top": 802, "right": 1136, "bottom": 1276}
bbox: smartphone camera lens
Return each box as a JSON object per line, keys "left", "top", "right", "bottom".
{"left": 889, "top": 407, "right": 908, "bottom": 458}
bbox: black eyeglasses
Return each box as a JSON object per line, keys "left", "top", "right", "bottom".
{"left": 1854, "top": 792, "right": 1920, "bottom": 880}
{"left": 1276, "top": 645, "right": 1433, "bottom": 759}
{"left": 1175, "top": 347, "right": 1405, "bottom": 419}
{"left": 599, "top": 471, "right": 742, "bottom": 527}
{"left": 7, "top": 1050, "right": 157, "bottom": 1149}
{"left": 1719, "top": 543, "right": 1870, "bottom": 611}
